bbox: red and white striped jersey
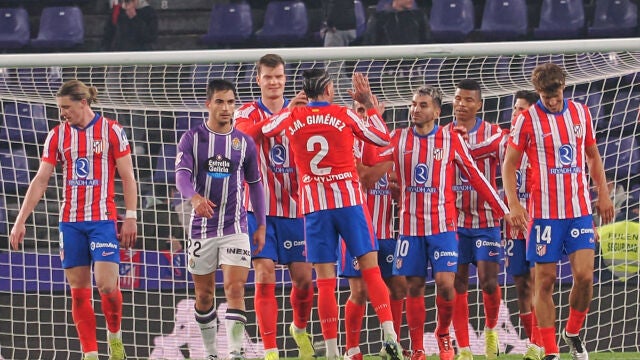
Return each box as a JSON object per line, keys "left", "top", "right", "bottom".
{"left": 508, "top": 99, "right": 595, "bottom": 219}
{"left": 469, "top": 130, "right": 531, "bottom": 239}
{"left": 234, "top": 99, "right": 299, "bottom": 218}
{"left": 385, "top": 126, "right": 508, "bottom": 236}
{"left": 42, "top": 114, "right": 131, "bottom": 222}
{"left": 355, "top": 139, "right": 394, "bottom": 239}
{"left": 262, "top": 102, "right": 390, "bottom": 214}
{"left": 443, "top": 119, "right": 503, "bottom": 228}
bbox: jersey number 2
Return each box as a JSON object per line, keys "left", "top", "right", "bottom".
{"left": 307, "top": 135, "right": 332, "bottom": 175}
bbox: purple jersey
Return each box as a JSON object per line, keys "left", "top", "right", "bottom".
{"left": 176, "top": 123, "right": 261, "bottom": 239}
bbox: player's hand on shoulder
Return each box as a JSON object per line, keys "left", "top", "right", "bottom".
{"left": 288, "top": 91, "right": 308, "bottom": 108}
{"left": 191, "top": 194, "right": 216, "bottom": 219}
{"left": 252, "top": 224, "right": 266, "bottom": 255}
{"left": 453, "top": 125, "right": 469, "bottom": 141}
{"left": 9, "top": 223, "right": 26, "bottom": 250}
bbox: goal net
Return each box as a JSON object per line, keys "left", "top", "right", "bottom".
{"left": 0, "top": 40, "right": 639, "bottom": 359}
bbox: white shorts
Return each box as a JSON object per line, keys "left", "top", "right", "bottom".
{"left": 187, "top": 233, "right": 251, "bottom": 275}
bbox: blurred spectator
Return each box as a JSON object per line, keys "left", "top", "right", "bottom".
{"left": 363, "top": 0, "right": 429, "bottom": 45}
{"left": 321, "top": 0, "right": 357, "bottom": 47}
{"left": 102, "top": 0, "right": 158, "bottom": 51}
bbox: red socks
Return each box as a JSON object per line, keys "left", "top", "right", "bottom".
{"left": 390, "top": 298, "right": 405, "bottom": 340}
{"left": 71, "top": 288, "right": 97, "bottom": 353}
{"left": 99, "top": 289, "right": 123, "bottom": 333}
{"left": 361, "top": 267, "right": 393, "bottom": 323}
{"left": 530, "top": 308, "right": 543, "bottom": 347}
{"left": 436, "top": 295, "right": 455, "bottom": 336}
{"left": 406, "top": 296, "right": 425, "bottom": 351}
{"left": 255, "top": 283, "right": 278, "bottom": 349}
{"left": 520, "top": 312, "right": 534, "bottom": 341}
{"left": 482, "top": 286, "right": 502, "bottom": 329}
{"left": 540, "top": 326, "right": 559, "bottom": 354}
{"left": 345, "top": 299, "right": 366, "bottom": 350}
{"left": 566, "top": 307, "right": 588, "bottom": 335}
{"left": 317, "top": 278, "right": 339, "bottom": 340}
{"left": 452, "top": 292, "right": 470, "bottom": 348}
{"left": 290, "top": 285, "right": 314, "bottom": 329}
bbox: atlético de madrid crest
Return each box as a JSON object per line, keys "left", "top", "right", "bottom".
{"left": 93, "top": 140, "right": 104, "bottom": 154}
{"left": 433, "top": 148, "right": 443, "bottom": 161}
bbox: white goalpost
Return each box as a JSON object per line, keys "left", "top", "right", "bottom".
{"left": 0, "top": 38, "right": 639, "bottom": 359}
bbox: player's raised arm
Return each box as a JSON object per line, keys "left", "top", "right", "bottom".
{"left": 348, "top": 72, "right": 390, "bottom": 146}
{"left": 453, "top": 133, "right": 509, "bottom": 218}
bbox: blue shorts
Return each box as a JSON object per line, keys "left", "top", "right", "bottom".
{"left": 504, "top": 238, "right": 532, "bottom": 277}
{"left": 457, "top": 227, "right": 502, "bottom": 265}
{"left": 248, "top": 213, "right": 306, "bottom": 264}
{"left": 339, "top": 237, "right": 394, "bottom": 278}
{"left": 304, "top": 205, "right": 377, "bottom": 264}
{"left": 392, "top": 232, "right": 458, "bottom": 277}
{"left": 527, "top": 215, "right": 595, "bottom": 263}
{"left": 59, "top": 220, "right": 120, "bottom": 269}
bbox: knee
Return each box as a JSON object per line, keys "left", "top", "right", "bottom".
{"left": 351, "top": 288, "right": 368, "bottom": 304}
{"left": 224, "top": 280, "right": 246, "bottom": 301}
{"left": 480, "top": 279, "right": 499, "bottom": 293}
{"left": 572, "top": 271, "right": 593, "bottom": 288}
{"left": 536, "top": 275, "right": 556, "bottom": 294}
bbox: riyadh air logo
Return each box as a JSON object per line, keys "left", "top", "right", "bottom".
{"left": 515, "top": 170, "right": 522, "bottom": 189}
{"left": 414, "top": 164, "right": 429, "bottom": 184}
{"left": 270, "top": 144, "right": 287, "bottom": 165}
{"left": 120, "top": 128, "right": 128, "bottom": 143}
{"left": 75, "top": 158, "right": 89, "bottom": 178}
{"left": 377, "top": 174, "right": 389, "bottom": 188}
{"left": 559, "top": 145, "right": 574, "bottom": 165}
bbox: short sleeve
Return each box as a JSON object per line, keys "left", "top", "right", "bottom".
{"left": 109, "top": 121, "right": 131, "bottom": 159}
{"left": 41, "top": 127, "right": 60, "bottom": 165}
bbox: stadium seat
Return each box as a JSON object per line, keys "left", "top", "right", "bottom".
{"left": 429, "top": 0, "right": 475, "bottom": 43}
{"left": 200, "top": 2, "right": 253, "bottom": 46}
{"left": 0, "top": 147, "right": 29, "bottom": 194}
{"left": 608, "top": 90, "right": 640, "bottom": 134}
{"left": 30, "top": 6, "right": 84, "bottom": 49}
{"left": 477, "top": 0, "right": 528, "bottom": 41}
{"left": 588, "top": 0, "right": 638, "bottom": 38}
{"left": 190, "top": 64, "right": 239, "bottom": 86}
{"left": 0, "top": 7, "right": 29, "bottom": 50}
{"left": 599, "top": 135, "right": 640, "bottom": 179}
{"left": 566, "top": 88, "right": 604, "bottom": 128}
{"left": 0, "top": 102, "right": 48, "bottom": 144}
{"left": 255, "top": 1, "right": 308, "bottom": 45}
{"left": 533, "top": 0, "right": 585, "bottom": 40}
{"left": 176, "top": 111, "right": 206, "bottom": 141}
{"left": 153, "top": 144, "right": 177, "bottom": 185}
